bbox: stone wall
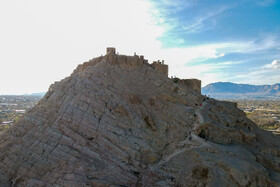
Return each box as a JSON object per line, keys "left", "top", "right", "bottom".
{"left": 151, "top": 62, "right": 168, "bottom": 76}
{"left": 83, "top": 48, "right": 168, "bottom": 76}
{"left": 106, "top": 47, "right": 116, "bottom": 54}
{"left": 181, "top": 79, "right": 201, "bottom": 93}
{"left": 173, "top": 78, "right": 201, "bottom": 93}
{"left": 105, "top": 48, "right": 169, "bottom": 76}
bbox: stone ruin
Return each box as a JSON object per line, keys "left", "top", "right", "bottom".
{"left": 182, "top": 79, "right": 201, "bottom": 93}
{"left": 106, "top": 47, "right": 116, "bottom": 54}
{"left": 0, "top": 47, "right": 279, "bottom": 186}
{"left": 105, "top": 47, "right": 201, "bottom": 93}
{"left": 172, "top": 78, "right": 201, "bottom": 93}
{"left": 151, "top": 60, "right": 168, "bottom": 77}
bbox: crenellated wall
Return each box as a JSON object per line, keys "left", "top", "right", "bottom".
{"left": 77, "top": 47, "right": 171, "bottom": 77}
{"left": 74, "top": 48, "right": 201, "bottom": 94}
{"left": 151, "top": 61, "right": 168, "bottom": 76}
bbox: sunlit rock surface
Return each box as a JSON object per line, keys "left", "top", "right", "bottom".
{"left": 0, "top": 50, "right": 279, "bottom": 186}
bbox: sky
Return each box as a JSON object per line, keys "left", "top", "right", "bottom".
{"left": 0, "top": 0, "right": 279, "bottom": 95}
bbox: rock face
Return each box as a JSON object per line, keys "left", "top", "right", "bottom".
{"left": 0, "top": 50, "right": 280, "bottom": 187}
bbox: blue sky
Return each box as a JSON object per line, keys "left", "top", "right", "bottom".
{"left": 150, "top": 0, "right": 280, "bottom": 84}
{"left": 0, "top": 0, "right": 279, "bottom": 94}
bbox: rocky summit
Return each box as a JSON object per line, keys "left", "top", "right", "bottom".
{"left": 0, "top": 48, "right": 280, "bottom": 187}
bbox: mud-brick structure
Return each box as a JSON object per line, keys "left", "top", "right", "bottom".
{"left": 106, "top": 47, "right": 116, "bottom": 54}
{"left": 104, "top": 48, "right": 201, "bottom": 92}
{"left": 173, "top": 78, "right": 201, "bottom": 93}
{"left": 151, "top": 61, "right": 168, "bottom": 76}
{"left": 105, "top": 48, "right": 168, "bottom": 76}
{"left": 105, "top": 47, "right": 148, "bottom": 66}
{"left": 182, "top": 79, "right": 201, "bottom": 93}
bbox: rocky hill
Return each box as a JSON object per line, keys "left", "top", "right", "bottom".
{"left": 0, "top": 48, "right": 279, "bottom": 186}
{"left": 202, "top": 82, "right": 280, "bottom": 99}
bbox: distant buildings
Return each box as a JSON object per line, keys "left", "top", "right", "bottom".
{"left": 0, "top": 121, "right": 13, "bottom": 126}
{"left": 15, "top": 109, "right": 26, "bottom": 113}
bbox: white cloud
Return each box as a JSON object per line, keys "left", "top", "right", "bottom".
{"left": 0, "top": 0, "right": 233, "bottom": 93}
{"left": 153, "top": 0, "right": 194, "bottom": 14}
{"left": 218, "top": 61, "right": 280, "bottom": 85}
{"left": 0, "top": 0, "right": 279, "bottom": 94}
{"left": 161, "top": 0, "right": 187, "bottom": 8}
{"left": 263, "top": 59, "right": 280, "bottom": 69}
{"left": 234, "top": 69, "right": 280, "bottom": 85}
{"left": 215, "top": 53, "right": 225, "bottom": 58}
{"left": 0, "top": 0, "right": 163, "bottom": 94}
{"left": 182, "top": 6, "right": 229, "bottom": 33}
{"left": 256, "top": 0, "right": 275, "bottom": 6}
{"left": 219, "top": 34, "right": 280, "bottom": 54}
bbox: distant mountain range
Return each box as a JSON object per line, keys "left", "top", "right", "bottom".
{"left": 202, "top": 82, "right": 280, "bottom": 99}
{"left": 29, "top": 92, "right": 46, "bottom": 96}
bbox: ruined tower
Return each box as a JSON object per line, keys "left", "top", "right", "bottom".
{"left": 106, "top": 47, "right": 116, "bottom": 63}
{"left": 106, "top": 47, "right": 116, "bottom": 54}
{"left": 151, "top": 61, "right": 168, "bottom": 76}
